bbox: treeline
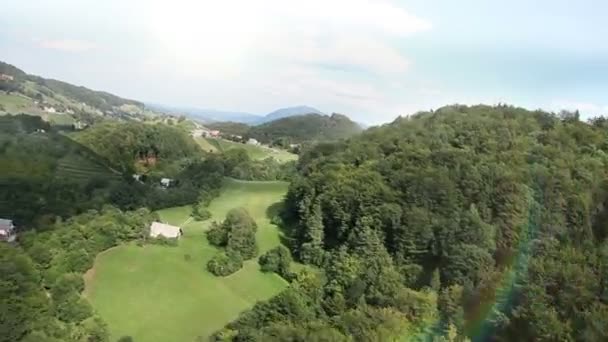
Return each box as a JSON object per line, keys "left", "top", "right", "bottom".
{"left": 220, "top": 105, "right": 608, "bottom": 340}
{"left": 1, "top": 207, "right": 156, "bottom": 342}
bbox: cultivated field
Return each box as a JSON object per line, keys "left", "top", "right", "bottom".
{"left": 85, "top": 179, "right": 290, "bottom": 342}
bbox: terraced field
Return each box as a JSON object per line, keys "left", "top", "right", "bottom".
{"left": 55, "top": 155, "right": 121, "bottom": 182}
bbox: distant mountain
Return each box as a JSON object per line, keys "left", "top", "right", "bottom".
{"left": 0, "top": 61, "right": 156, "bottom": 124}
{"left": 149, "top": 104, "right": 324, "bottom": 125}
{"left": 146, "top": 103, "right": 261, "bottom": 124}
{"left": 249, "top": 113, "right": 362, "bottom": 144}
{"left": 259, "top": 105, "right": 324, "bottom": 124}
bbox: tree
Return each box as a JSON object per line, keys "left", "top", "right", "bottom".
{"left": 259, "top": 246, "right": 292, "bottom": 278}
{"left": 206, "top": 221, "right": 228, "bottom": 247}
{"left": 207, "top": 251, "right": 243, "bottom": 276}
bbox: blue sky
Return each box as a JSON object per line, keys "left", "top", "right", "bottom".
{"left": 1, "top": 0, "right": 607, "bottom": 123}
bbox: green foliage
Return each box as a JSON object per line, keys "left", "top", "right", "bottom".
{"left": 259, "top": 246, "right": 292, "bottom": 278}
{"left": 0, "top": 207, "right": 138, "bottom": 342}
{"left": 207, "top": 251, "right": 243, "bottom": 276}
{"left": 73, "top": 121, "right": 201, "bottom": 173}
{"left": 276, "top": 104, "right": 608, "bottom": 341}
{"left": 249, "top": 113, "right": 362, "bottom": 144}
{"left": 207, "top": 207, "right": 259, "bottom": 261}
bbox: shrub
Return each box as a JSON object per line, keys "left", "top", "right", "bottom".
{"left": 192, "top": 204, "right": 212, "bottom": 221}
{"left": 259, "top": 246, "right": 292, "bottom": 278}
{"left": 207, "top": 251, "right": 243, "bottom": 276}
{"left": 206, "top": 221, "right": 228, "bottom": 247}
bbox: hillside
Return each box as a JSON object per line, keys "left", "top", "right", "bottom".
{"left": 215, "top": 104, "right": 608, "bottom": 341}
{"left": 0, "top": 61, "right": 158, "bottom": 125}
{"left": 259, "top": 105, "right": 324, "bottom": 124}
{"left": 0, "top": 115, "right": 124, "bottom": 224}
{"left": 248, "top": 113, "right": 362, "bottom": 144}
{"left": 71, "top": 121, "right": 202, "bottom": 173}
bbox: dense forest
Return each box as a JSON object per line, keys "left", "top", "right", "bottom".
{"left": 1, "top": 207, "right": 157, "bottom": 342}
{"left": 217, "top": 105, "right": 608, "bottom": 341}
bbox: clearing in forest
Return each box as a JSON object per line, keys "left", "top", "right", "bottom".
{"left": 84, "top": 179, "right": 290, "bottom": 342}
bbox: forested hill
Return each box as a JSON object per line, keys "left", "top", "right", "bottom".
{"left": 71, "top": 121, "right": 201, "bottom": 173}
{"left": 221, "top": 105, "right": 608, "bottom": 340}
{"left": 248, "top": 113, "right": 362, "bottom": 144}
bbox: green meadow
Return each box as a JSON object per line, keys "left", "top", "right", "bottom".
{"left": 85, "top": 179, "right": 290, "bottom": 342}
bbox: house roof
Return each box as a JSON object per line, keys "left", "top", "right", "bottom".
{"left": 149, "top": 222, "right": 180, "bottom": 238}
{"left": 0, "top": 218, "right": 13, "bottom": 229}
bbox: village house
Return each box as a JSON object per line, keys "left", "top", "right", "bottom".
{"left": 0, "top": 219, "right": 16, "bottom": 242}
{"left": 247, "top": 138, "right": 260, "bottom": 146}
{"left": 149, "top": 222, "right": 182, "bottom": 239}
{"left": 0, "top": 74, "right": 14, "bottom": 81}
{"left": 43, "top": 106, "right": 57, "bottom": 113}
{"left": 160, "top": 178, "right": 173, "bottom": 188}
{"left": 209, "top": 130, "right": 220, "bottom": 138}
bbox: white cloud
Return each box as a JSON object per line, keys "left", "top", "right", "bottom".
{"left": 38, "top": 39, "right": 98, "bottom": 52}
{"left": 142, "top": 0, "right": 430, "bottom": 77}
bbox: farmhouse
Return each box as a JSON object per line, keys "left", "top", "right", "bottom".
{"left": 160, "top": 178, "right": 173, "bottom": 188}
{"left": 149, "top": 222, "right": 182, "bottom": 239}
{"left": 247, "top": 138, "right": 260, "bottom": 146}
{"left": 43, "top": 106, "right": 57, "bottom": 113}
{"left": 209, "top": 130, "right": 220, "bottom": 138}
{"left": 0, "top": 74, "right": 14, "bottom": 81}
{"left": 0, "top": 219, "right": 16, "bottom": 242}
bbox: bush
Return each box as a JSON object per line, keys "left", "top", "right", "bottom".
{"left": 259, "top": 246, "right": 292, "bottom": 278}
{"left": 206, "top": 221, "right": 228, "bottom": 247}
{"left": 192, "top": 204, "right": 212, "bottom": 221}
{"left": 207, "top": 251, "right": 243, "bottom": 276}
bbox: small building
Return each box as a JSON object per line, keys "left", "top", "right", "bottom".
{"left": 149, "top": 222, "right": 182, "bottom": 239}
{"left": 209, "top": 130, "right": 220, "bottom": 138}
{"left": 43, "top": 106, "right": 57, "bottom": 113}
{"left": 247, "top": 138, "right": 260, "bottom": 146}
{"left": 0, "top": 74, "right": 14, "bottom": 81}
{"left": 160, "top": 178, "right": 173, "bottom": 188}
{"left": 74, "top": 121, "right": 87, "bottom": 130}
{"left": 0, "top": 219, "right": 16, "bottom": 242}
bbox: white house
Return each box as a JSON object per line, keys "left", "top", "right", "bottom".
{"left": 149, "top": 222, "right": 182, "bottom": 239}
{"left": 160, "top": 178, "right": 173, "bottom": 188}
{"left": 247, "top": 138, "right": 260, "bottom": 146}
{"left": 0, "top": 219, "right": 16, "bottom": 242}
{"left": 43, "top": 106, "right": 57, "bottom": 113}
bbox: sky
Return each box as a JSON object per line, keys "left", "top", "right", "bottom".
{"left": 1, "top": 0, "right": 607, "bottom": 124}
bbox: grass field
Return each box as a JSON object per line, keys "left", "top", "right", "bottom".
{"left": 0, "top": 93, "right": 34, "bottom": 113}
{"left": 85, "top": 179, "right": 290, "bottom": 342}
{"left": 196, "top": 137, "right": 297, "bottom": 163}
